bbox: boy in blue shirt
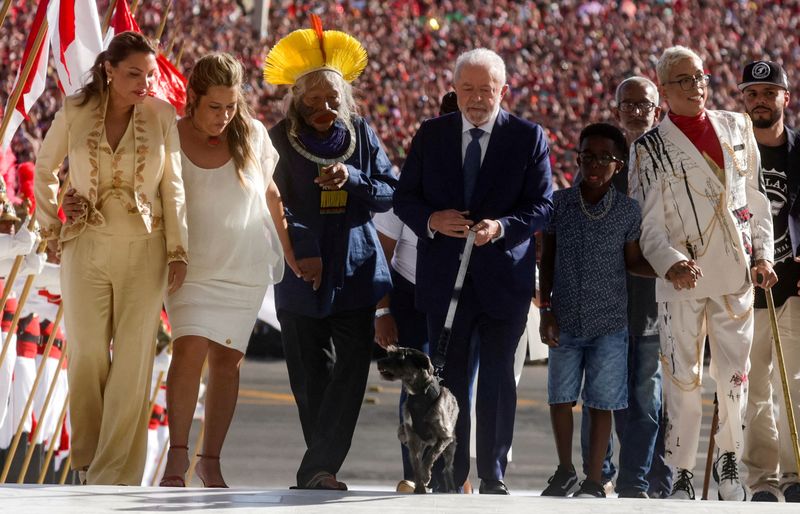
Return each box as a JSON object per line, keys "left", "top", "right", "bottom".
{"left": 539, "top": 123, "right": 656, "bottom": 497}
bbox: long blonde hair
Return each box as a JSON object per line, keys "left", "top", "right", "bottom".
{"left": 77, "top": 31, "right": 157, "bottom": 107}
{"left": 186, "top": 53, "right": 254, "bottom": 185}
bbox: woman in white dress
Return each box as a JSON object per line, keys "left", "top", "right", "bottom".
{"left": 159, "top": 53, "right": 296, "bottom": 487}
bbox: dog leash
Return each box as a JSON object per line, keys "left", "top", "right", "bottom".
{"left": 432, "top": 229, "right": 476, "bottom": 379}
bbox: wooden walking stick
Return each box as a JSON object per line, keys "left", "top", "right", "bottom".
{"left": 101, "top": 0, "right": 117, "bottom": 35}
{"left": 38, "top": 392, "right": 69, "bottom": 484}
{"left": 186, "top": 421, "right": 205, "bottom": 485}
{"left": 0, "top": 16, "right": 49, "bottom": 149}
{"left": 0, "top": 0, "right": 12, "bottom": 30}
{"left": 154, "top": 0, "right": 172, "bottom": 41}
{"left": 0, "top": 239, "right": 33, "bottom": 365}
{"left": 58, "top": 454, "right": 72, "bottom": 484}
{"left": 0, "top": 303, "right": 63, "bottom": 482}
{"left": 150, "top": 435, "right": 170, "bottom": 487}
{"left": 765, "top": 288, "right": 800, "bottom": 473}
{"left": 0, "top": 177, "right": 70, "bottom": 372}
{"left": 17, "top": 323, "right": 67, "bottom": 483}
{"left": 175, "top": 40, "right": 186, "bottom": 67}
{"left": 186, "top": 356, "right": 209, "bottom": 484}
{"left": 165, "top": 32, "right": 178, "bottom": 60}
{"left": 702, "top": 393, "right": 720, "bottom": 500}
{"left": 148, "top": 370, "right": 165, "bottom": 422}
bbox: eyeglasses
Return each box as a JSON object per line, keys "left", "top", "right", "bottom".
{"left": 618, "top": 101, "right": 657, "bottom": 113}
{"left": 665, "top": 73, "right": 711, "bottom": 91}
{"left": 577, "top": 152, "right": 624, "bottom": 167}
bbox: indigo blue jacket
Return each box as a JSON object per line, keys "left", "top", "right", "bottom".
{"left": 270, "top": 117, "right": 397, "bottom": 318}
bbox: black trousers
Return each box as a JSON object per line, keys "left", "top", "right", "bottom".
{"left": 278, "top": 307, "right": 374, "bottom": 486}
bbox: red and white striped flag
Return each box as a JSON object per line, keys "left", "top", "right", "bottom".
{"left": 0, "top": 1, "right": 54, "bottom": 150}
{"left": 1, "top": 0, "right": 102, "bottom": 149}
{"left": 107, "top": 0, "right": 187, "bottom": 114}
{"left": 51, "top": 0, "right": 103, "bottom": 95}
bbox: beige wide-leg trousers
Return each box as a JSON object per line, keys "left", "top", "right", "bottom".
{"left": 61, "top": 230, "right": 166, "bottom": 485}
{"left": 658, "top": 285, "right": 753, "bottom": 471}
{"left": 744, "top": 297, "right": 800, "bottom": 489}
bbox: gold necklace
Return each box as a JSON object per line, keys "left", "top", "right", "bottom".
{"left": 720, "top": 114, "right": 756, "bottom": 177}
{"left": 578, "top": 187, "right": 614, "bottom": 220}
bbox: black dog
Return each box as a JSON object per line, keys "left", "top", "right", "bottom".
{"left": 378, "top": 347, "right": 459, "bottom": 493}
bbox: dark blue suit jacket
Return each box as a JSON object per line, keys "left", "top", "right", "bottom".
{"left": 394, "top": 110, "right": 553, "bottom": 320}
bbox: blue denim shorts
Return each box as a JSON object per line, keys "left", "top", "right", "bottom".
{"left": 547, "top": 328, "right": 628, "bottom": 410}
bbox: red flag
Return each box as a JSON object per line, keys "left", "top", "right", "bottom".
{"left": 107, "top": 0, "right": 187, "bottom": 114}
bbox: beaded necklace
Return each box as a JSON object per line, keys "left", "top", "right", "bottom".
{"left": 578, "top": 187, "right": 615, "bottom": 220}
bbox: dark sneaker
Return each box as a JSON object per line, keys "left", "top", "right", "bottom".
{"left": 668, "top": 468, "right": 695, "bottom": 500}
{"left": 618, "top": 488, "right": 649, "bottom": 498}
{"left": 573, "top": 479, "right": 606, "bottom": 498}
{"left": 713, "top": 451, "right": 746, "bottom": 501}
{"left": 751, "top": 489, "right": 779, "bottom": 502}
{"left": 784, "top": 482, "right": 800, "bottom": 502}
{"left": 541, "top": 465, "right": 579, "bottom": 496}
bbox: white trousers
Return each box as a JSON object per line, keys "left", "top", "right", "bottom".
{"left": 0, "top": 333, "right": 16, "bottom": 431}
{"left": 743, "top": 297, "right": 800, "bottom": 488}
{"left": 659, "top": 285, "right": 753, "bottom": 471}
{"left": 32, "top": 355, "right": 63, "bottom": 445}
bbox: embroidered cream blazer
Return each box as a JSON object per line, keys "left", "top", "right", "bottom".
{"left": 629, "top": 110, "right": 774, "bottom": 302}
{"left": 34, "top": 94, "right": 188, "bottom": 263}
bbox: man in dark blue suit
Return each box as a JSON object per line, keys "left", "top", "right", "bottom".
{"left": 394, "top": 48, "right": 553, "bottom": 494}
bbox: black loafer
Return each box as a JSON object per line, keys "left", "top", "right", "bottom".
{"left": 479, "top": 479, "right": 509, "bottom": 495}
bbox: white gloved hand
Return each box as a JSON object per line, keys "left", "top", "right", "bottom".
{"left": 21, "top": 250, "right": 45, "bottom": 276}
{"left": 13, "top": 222, "right": 37, "bottom": 256}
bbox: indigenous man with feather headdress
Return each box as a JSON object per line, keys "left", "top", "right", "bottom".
{"left": 263, "top": 15, "right": 397, "bottom": 490}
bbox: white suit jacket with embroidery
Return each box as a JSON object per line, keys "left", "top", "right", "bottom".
{"left": 629, "top": 110, "right": 773, "bottom": 302}
{"left": 34, "top": 93, "right": 188, "bottom": 263}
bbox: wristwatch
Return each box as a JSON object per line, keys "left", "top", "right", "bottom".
{"left": 375, "top": 307, "right": 392, "bottom": 319}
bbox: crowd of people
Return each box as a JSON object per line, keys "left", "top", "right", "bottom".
{"left": 3, "top": 1, "right": 800, "bottom": 186}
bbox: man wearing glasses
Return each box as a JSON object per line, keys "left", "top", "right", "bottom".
{"left": 629, "top": 46, "right": 776, "bottom": 501}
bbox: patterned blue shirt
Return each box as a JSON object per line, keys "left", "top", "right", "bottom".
{"left": 546, "top": 186, "right": 642, "bottom": 338}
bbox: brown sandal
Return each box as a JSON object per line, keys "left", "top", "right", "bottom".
{"left": 159, "top": 446, "right": 188, "bottom": 487}
{"left": 196, "top": 454, "right": 229, "bottom": 488}
{"left": 300, "top": 471, "right": 348, "bottom": 490}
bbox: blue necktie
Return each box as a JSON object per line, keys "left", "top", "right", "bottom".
{"left": 463, "top": 127, "right": 484, "bottom": 204}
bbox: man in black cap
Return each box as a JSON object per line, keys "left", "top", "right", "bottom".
{"left": 739, "top": 60, "right": 800, "bottom": 503}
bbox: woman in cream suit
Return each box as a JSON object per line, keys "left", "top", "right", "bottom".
{"left": 158, "top": 53, "right": 295, "bottom": 488}
{"left": 34, "top": 31, "right": 188, "bottom": 486}
{"left": 629, "top": 46, "right": 776, "bottom": 501}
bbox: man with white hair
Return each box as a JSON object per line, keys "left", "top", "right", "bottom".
{"left": 629, "top": 46, "right": 776, "bottom": 501}
{"left": 395, "top": 48, "right": 553, "bottom": 494}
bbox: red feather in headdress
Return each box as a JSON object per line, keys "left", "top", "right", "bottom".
{"left": 310, "top": 13, "right": 327, "bottom": 62}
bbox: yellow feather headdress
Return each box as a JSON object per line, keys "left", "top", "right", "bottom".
{"left": 263, "top": 14, "right": 368, "bottom": 86}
